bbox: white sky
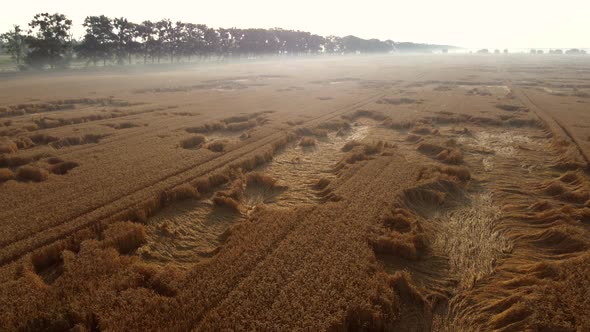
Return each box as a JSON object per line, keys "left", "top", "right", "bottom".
{"left": 1, "top": 0, "right": 589, "bottom": 49}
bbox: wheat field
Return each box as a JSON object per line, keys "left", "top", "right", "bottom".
{"left": 0, "top": 55, "right": 589, "bottom": 331}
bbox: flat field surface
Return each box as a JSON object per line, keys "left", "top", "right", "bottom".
{"left": 0, "top": 55, "right": 589, "bottom": 331}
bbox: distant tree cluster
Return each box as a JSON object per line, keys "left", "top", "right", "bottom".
{"left": 564, "top": 48, "right": 587, "bottom": 55}
{"left": 472, "top": 48, "right": 587, "bottom": 55}
{"left": 1, "top": 14, "right": 73, "bottom": 69}
{"left": 1, "top": 13, "right": 453, "bottom": 70}
{"left": 533, "top": 49, "right": 587, "bottom": 55}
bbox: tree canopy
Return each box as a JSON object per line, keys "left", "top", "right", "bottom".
{"left": 0, "top": 25, "right": 26, "bottom": 65}
{"left": 25, "top": 13, "right": 73, "bottom": 69}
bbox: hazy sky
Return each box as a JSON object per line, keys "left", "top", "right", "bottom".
{"left": 2, "top": 0, "right": 589, "bottom": 49}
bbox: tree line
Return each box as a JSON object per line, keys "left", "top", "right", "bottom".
{"left": 1, "top": 13, "right": 434, "bottom": 70}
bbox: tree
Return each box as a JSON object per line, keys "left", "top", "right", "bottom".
{"left": 566, "top": 49, "right": 586, "bottom": 55}
{"left": 155, "top": 19, "right": 173, "bottom": 63}
{"left": 217, "top": 28, "right": 237, "bottom": 58}
{"left": 26, "top": 13, "right": 73, "bottom": 69}
{"left": 136, "top": 21, "right": 156, "bottom": 64}
{"left": 182, "top": 23, "right": 204, "bottom": 61}
{"left": 76, "top": 15, "right": 115, "bottom": 66}
{"left": 307, "top": 34, "right": 324, "bottom": 54}
{"left": 113, "top": 18, "right": 137, "bottom": 64}
{"left": 239, "top": 29, "right": 267, "bottom": 55}
{"left": 0, "top": 25, "right": 27, "bottom": 65}
{"left": 171, "top": 21, "right": 186, "bottom": 62}
{"left": 324, "top": 35, "right": 343, "bottom": 54}
{"left": 203, "top": 27, "right": 220, "bottom": 58}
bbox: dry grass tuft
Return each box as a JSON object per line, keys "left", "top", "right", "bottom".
{"left": 29, "top": 133, "right": 59, "bottom": 145}
{"left": 558, "top": 171, "right": 583, "bottom": 184}
{"left": 49, "top": 134, "right": 107, "bottom": 149}
{"left": 343, "top": 109, "right": 387, "bottom": 121}
{"left": 218, "top": 178, "right": 245, "bottom": 201}
{"left": 223, "top": 115, "right": 251, "bottom": 123}
{"left": 235, "top": 154, "right": 269, "bottom": 172}
{"left": 317, "top": 119, "right": 351, "bottom": 131}
{"left": 213, "top": 194, "right": 241, "bottom": 212}
{"left": 29, "top": 227, "right": 99, "bottom": 276}
{"left": 439, "top": 166, "right": 471, "bottom": 181}
{"left": 339, "top": 141, "right": 393, "bottom": 166}
{"left": 0, "top": 141, "right": 18, "bottom": 154}
{"left": 193, "top": 173, "right": 231, "bottom": 194}
{"left": 543, "top": 182, "right": 566, "bottom": 196}
{"left": 207, "top": 141, "right": 227, "bottom": 152}
{"left": 377, "top": 97, "right": 420, "bottom": 105}
{"left": 383, "top": 118, "right": 416, "bottom": 130}
{"left": 125, "top": 182, "right": 199, "bottom": 225}
{"left": 246, "top": 172, "right": 278, "bottom": 188}
{"left": 186, "top": 121, "right": 225, "bottom": 133}
{"left": 314, "top": 178, "right": 331, "bottom": 190}
{"left": 133, "top": 264, "right": 180, "bottom": 297}
{"left": 418, "top": 143, "right": 463, "bottom": 164}
{"left": 496, "top": 104, "right": 527, "bottom": 112}
{"left": 295, "top": 127, "right": 328, "bottom": 138}
{"left": 370, "top": 232, "right": 425, "bottom": 260}
{"left": 286, "top": 119, "right": 305, "bottom": 126}
{"left": 418, "top": 165, "right": 471, "bottom": 181}
{"left": 387, "top": 271, "right": 431, "bottom": 315}
{"left": 540, "top": 179, "right": 590, "bottom": 203}
{"left": 239, "top": 131, "right": 252, "bottom": 140}
{"left": 417, "top": 142, "right": 445, "bottom": 155}
{"left": 382, "top": 213, "right": 413, "bottom": 233}
{"left": 526, "top": 225, "right": 588, "bottom": 255}
{"left": 364, "top": 141, "right": 390, "bottom": 155}
{"left": 402, "top": 184, "right": 451, "bottom": 209}
{"left": 345, "top": 151, "right": 368, "bottom": 164}
{"left": 506, "top": 117, "right": 541, "bottom": 128}
{"left": 0, "top": 153, "right": 51, "bottom": 168}
{"left": 405, "top": 134, "right": 422, "bottom": 143}
{"left": 30, "top": 242, "right": 68, "bottom": 275}
{"left": 160, "top": 183, "right": 199, "bottom": 206}
{"left": 105, "top": 122, "right": 141, "bottom": 129}
{"left": 411, "top": 126, "right": 438, "bottom": 135}
{"left": 299, "top": 136, "right": 316, "bottom": 147}
{"left": 0, "top": 168, "right": 15, "bottom": 183}
{"left": 13, "top": 137, "right": 34, "bottom": 149}
{"left": 50, "top": 161, "right": 80, "bottom": 175}
{"left": 436, "top": 149, "right": 463, "bottom": 164}
{"left": 46, "top": 157, "right": 64, "bottom": 165}
{"left": 226, "top": 120, "right": 257, "bottom": 131}
{"left": 102, "top": 221, "right": 147, "bottom": 254}
{"left": 180, "top": 135, "right": 206, "bottom": 149}
{"left": 342, "top": 140, "right": 361, "bottom": 152}
{"left": 528, "top": 200, "right": 554, "bottom": 212}
{"left": 223, "top": 113, "right": 262, "bottom": 124}
{"left": 16, "top": 165, "right": 49, "bottom": 182}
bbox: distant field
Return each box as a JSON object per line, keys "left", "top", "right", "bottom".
{"left": 0, "top": 55, "right": 589, "bottom": 331}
